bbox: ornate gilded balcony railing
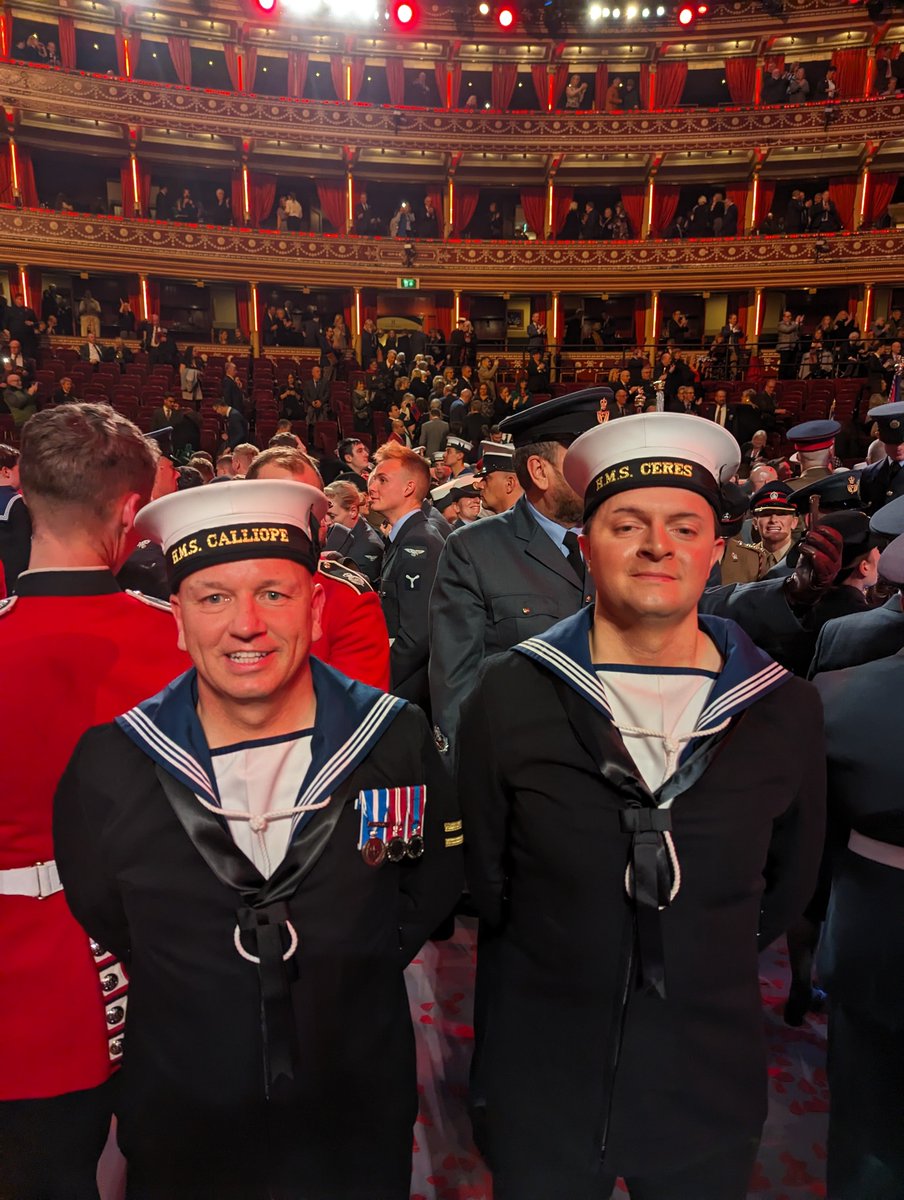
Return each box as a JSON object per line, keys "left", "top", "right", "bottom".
{"left": 1, "top": 61, "right": 902, "bottom": 156}
{"left": 1, "top": 207, "right": 901, "bottom": 291}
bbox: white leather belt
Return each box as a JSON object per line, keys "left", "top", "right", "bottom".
{"left": 0, "top": 860, "right": 63, "bottom": 898}
{"left": 848, "top": 831, "right": 904, "bottom": 871}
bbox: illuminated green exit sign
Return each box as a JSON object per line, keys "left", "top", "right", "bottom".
{"left": 398, "top": 277, "right": 418, "bottom": 289}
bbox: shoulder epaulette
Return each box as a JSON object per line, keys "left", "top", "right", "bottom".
{"left": 0, "top": 595, "right": 18, "bottom": 617}
{"left": 317, "top": 556, "right": 373, "bottom": 595}
{"left": 739, "top": 542, "right": 765, "bottom": 554}
{"left": 124, "top": 589, "right": 174, "bottom": 612}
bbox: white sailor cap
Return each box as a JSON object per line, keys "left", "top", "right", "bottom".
{"left": 135, "top": 479, "right": 329, "bottom": 590}
{"left": 430, "top": 481, "right": 458, "bottom": 512}
{"left": 563, "top": 412, "right": 740, "bottom": 521}
{"left": 446, "top": 435, "right": 472, "bottom": 454}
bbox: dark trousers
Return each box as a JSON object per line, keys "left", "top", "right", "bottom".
{"left": 0, "top": 1079, "right": 112, "bottom": 1200}
{"left": 827, "top": 1001, "right": 904, "bottom": 1200}
{"left": 600, "top": 1137, "right": 760, "bottom": 1200}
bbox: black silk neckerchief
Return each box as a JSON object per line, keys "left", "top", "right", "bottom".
{"left": 548, "top": 677, "right": 742, "bottom": 1001}
{"left": 156, "top": 765, "right": 347, "bottom": 1102}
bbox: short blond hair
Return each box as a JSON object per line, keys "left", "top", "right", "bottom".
{"left": 324, "top": 480, "right": 361, "bottom": 512}
{"left": 374, "top": 441, "right": 430, "bottom": 499}
{"left": 232, "top": 442, "right": 259, "bottom": 468}
{"left": 246, "top": 446, "right": 324, "bottom": 484}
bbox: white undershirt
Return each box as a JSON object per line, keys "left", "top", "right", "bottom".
{"left": 210, "top": 731, "right": 314, "bottom": 878}
{"left": 595, "top": 667, "right": 717, "bottom": 794}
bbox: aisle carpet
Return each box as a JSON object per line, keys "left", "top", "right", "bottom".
{"left": 407, "top": 920, "right": 829, "bottom": 1200}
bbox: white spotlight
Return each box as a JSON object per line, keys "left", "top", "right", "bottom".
{"left": 612, "top": 6, "right": 621, "bottom": 15}
{"left": 601, "top": 5, "right": 611, "bottom": 13}
{"left": 589, "top": 1, "right": 603, "bottom": 16}
{"left": 626, "top": 4, "right": 637, "bottom": 15}
{"left": 641, "top": 5, "right": 650, "bottom": 13}
{"left": 655, "top": 3, "right": 665, "bottom": 11}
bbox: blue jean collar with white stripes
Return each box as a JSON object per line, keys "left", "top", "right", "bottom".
{"left": 515, "top": 605, "right": 790, "bottom": 732}
{"left": 116, "top": 658, "right": 405, "bottom": 838}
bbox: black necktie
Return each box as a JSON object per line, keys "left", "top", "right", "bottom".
{"left": 563, "top": 531, "right": 584, "bottom": 583}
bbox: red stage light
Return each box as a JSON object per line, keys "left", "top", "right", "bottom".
{"left": 696, "top": 3, "right": 708, "bottom": 12}
{"left": 395, "top": 1, "right": 415, "bottom": 22}
{"left": 497, "top": 4, "right": 516, "bottom": 25}
{"left": 256, "top": 0, "right": 276, "bottom": 10}
{"left": 677, "top": 4, "right": 694, "bottom": 21}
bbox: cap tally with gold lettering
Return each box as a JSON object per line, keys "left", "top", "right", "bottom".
{"left": 563, "top": 412, "right": 740, "bottom": 522}
{"left": 134, "top": 479, "right": 329, "bottom": 590}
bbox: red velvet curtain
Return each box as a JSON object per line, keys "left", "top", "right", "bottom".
{"left": 231, "top": 175, "right": 245, "bottom": 226}
{"left": 434, "top": 298, "right": 453, "bottom": 338}
{"left": 288, "top": 50, "right": 309, "bottom": 98}
{"left": 620, "top": 186, "right": 644, "bottom": 239}
{"left": 453, "top": 185, "right": 480, "bottom": 236}
{"left": 655, "top": 61, "right": 688, "bottom": 109}
{"left": 755, "top": 179, "right": 776, "bottom": 227}
{"left": 168, "top": 36, "right": 192, "bottom": 87}
{"left": 633, "top": 296, "right": 646, "bottom": 348}
{"left": 317, "top": 181, "right": 346, "bottom": 234}
{"left": 0, "top": 10, "right": 12, "bottom": 59}
{"left": 15, "top": 146, "right": 37, "bottom": 208}
{"left": 114, "top": 30, "right": 140, "bottom": 78}
{"left": 249, "top": 173, "right": 276, "bottom": 228}
{"left": 520, "top": 188, "right": 546, "bottom": 239}
{"left": 594, "top": 63, "right": 607, "bottom": 110}
{"left": 492, "top": 63, "right": 518, "bottom": 110}
{"left": 725, "top": 56, "right": 756, "bottom": 105}
{"left": 553, "top": 185, "right": 574, "bottom": 236}
{"left": 434, "top": 63, "right": 461, "bottom": 108}
{"left": 236, "top": 284, "right": 250, "bottom": 340}
{"left": 652, "top": 183, "right": 680, "bottom": 237}
{"left": 551, "top": 64, "right": 569, "bottom": 110}
{"left": 0, "top": 150, "right": 13, "bottom": 205}
{"left": 833, "top": 46, "right": 868, "bottom": 99}
{"left": 726, "top": 185, "right": 747, "bottom": 234}
{"left": 57, "top": 15, "right": 77, "bottom": 70}
{"left": 385, "top": 59, "right": 405, "bottom": 106}
{"left": 864, "top": 171, "right": 899, "bottom": 227}
{"left": 829, "top": 176, "right": 858, "bottom": 230}
{"left": 639, "top": 63, "right": 652, "bottom": 108}
{"left": 427, "top": 188, "right": 444, "bottom": 236}
{"left": 120, "top": 163, "right": 150, "bottom": 218}
{"left": 349, "top": 57, "right": 366, "bottom": 102}
{"left": 531, "top": 65, "right": 550, "bottom": 110}
{"left": 224, "top": 46, "right": 257, "bottom": 93}
{"left": 145, "top": 280, "right": 160, "bottom": 322}
{"left": 329, "top": 55, "right": 346, "bottom": 101}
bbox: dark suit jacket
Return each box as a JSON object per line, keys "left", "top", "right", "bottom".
{"left": 222, "top": 375, "right": 245, "bottom": 416}
{"left": 222, "top": 407, "right": 249, "bottom": 448}
{"left": 378, "top": 510, "right": 446, "bottom": 710}
{"left": 302, "top": 378, "right": 332, "bottom": 422}
{"left": 79, "top": 343, "right": 105, "bottom": 365}
{"left": 139, "top": 323, "right": 164, "bottom": 353}
{"left": 325, "top": 518, "right": 385, "bottom": 584}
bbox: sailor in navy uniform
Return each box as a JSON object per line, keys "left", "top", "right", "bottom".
{"left": 458, "top": 413, "right": 826, "bottom": 1200}
{"left": 859, "top": 401, "right": 904, "bottom": 514}
{"left": 813, "top": 530, "right": 904, "bottom": 1198}
{"left": 53, "top": 480, "right": 462, "bottom": 1200}
{"left": 429, "top": 389, "right": 843, "bottom": 770}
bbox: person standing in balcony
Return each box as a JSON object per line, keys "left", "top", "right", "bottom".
{"left": 420, "top": 196, "right": 440, "bottom": 238}
{"left": 565, "top": 74, "right": 588, "bottom": 109}
{"left": 777, "top": 311, "right": 803, "bottom": 379}
{"left": 815, "top": 65, "right": 838, "bottom": 101}
{"left": 174, "top": 188, "right": 198, "bottom": 223}
{"left": 154, "top": 184, "right": 173, "bottom": 221}
{"left": 208, "top": 187, "right": 232, "bottom": 227}
{"left": 722, "top": 195, "right": 739, "bottom": 236}
{"left": 686, "top": 195, "right": 712, "bottom": 238}
{"left": 786, "top": 65, "right": 810, "bottom": 102}
{"left": 622, "top": 76, "right": 641, "bottom": 110}
{"left": 605, "top": 75, "right": 622, "bottom": 112}
{"left": 78, "top": 290, "right": 101, "bottom": 339}
{"left": 580, "top": 200, "right": 602, "bottom": 239}
{"left": 284, "top": 192, "right": 303, "bottom": 232}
